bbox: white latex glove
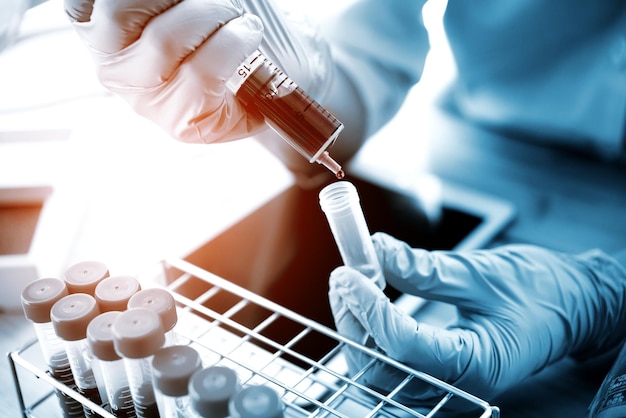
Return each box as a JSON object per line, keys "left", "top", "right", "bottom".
{"left": 328, "top": 232, "right": 626, "bottom": 407}
{"left": 63, "top": 0, "right": 333, "bottom": 146}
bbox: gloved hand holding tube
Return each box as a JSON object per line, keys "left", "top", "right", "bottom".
{"left": 63, "top": 0, "right": 345, "bottom": 183}
{"left": 328, "top": 232, "right": 626, "bottom": 406}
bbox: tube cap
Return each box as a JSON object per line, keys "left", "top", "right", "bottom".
{"left": 51, "top": 293, "right": 100, "bottom": 341}
{"left": 229, "top": 385, "right": 284, "bottom": 418}
{"left": 87, "top": 311, "right": 122, "bottom": 361}
{"left": 65, "top": 261, "right": 109, "bottom": 295}
{"left": 95, "top": 275, "right": 141, "bottom": 312}
{"left": 189, "top": 366, "right": 239, "bottom": 417}
{"left": 152, "top": 345, "right": 201, "bottom": 397}
{"left": 113, "top": 307, "right": 164, "bottom": 359}
{"left": 21, "top": 278, "right": 69, "bottom": 324}
{"left": 127, "top": 288, "right": 177, "bottom": 333}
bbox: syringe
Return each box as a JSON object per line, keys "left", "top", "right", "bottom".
{"left": 227, "top": 49, "right": 345, "bottom": 179}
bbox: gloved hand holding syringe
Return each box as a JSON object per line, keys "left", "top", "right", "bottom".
{"left": 64, "top": 0, "right": 345, "bottom": 179}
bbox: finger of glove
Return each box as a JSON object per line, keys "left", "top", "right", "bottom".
{"left": 329, "top": 275, "right": 446, "bottom": 401}
{"left": 74, "top": 0, "right": 245, "bottom": 55}
{"left": 372, "top": 232, "right": 514, "bottom": 310}
{"left": 329, "top": 279, "right": 369, "bottom": 344}
{"left": 328, "top": 283, "right": 376, "bottom": 375}
{"left": 171, "top": 13, "right": 267, "bottom": 143}
{"left": 330, "top": 266, "right": 473, "bottom": 383}
{"left": 64, "top": 0, "right": 94, "bottom": 23}
{"left": 118, "top": 13, "right": 265, "bottom": 144}
{"left": 89, "top": 2, "right": 260, "bottom": 90}
{"left": 71, "top": 0, "right": 182, "bottom": 53}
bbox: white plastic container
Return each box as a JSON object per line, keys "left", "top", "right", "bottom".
{"left": 152, "top": 345, "right": 202, "bottom": 418}
{"left": 21, "top": 277, "right": 84, "bottom": 417}
{"left": 188, "top": 366, "right": 239, "bottom": 418}
{"left": 113, "top": 307, "right": 165, "bottom": 418}
{"left": 319, "top": 180, "right": 384, "bottom": 289}
{"left": 87, "top": 311, "right": 136, "bottom": 417}
{"left": 51, "top": 293, "right": 103, "bottom": 417}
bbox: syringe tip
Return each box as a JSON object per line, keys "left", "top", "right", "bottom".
{"left": 317, "top": 151, "right": 344, "bottom": 180}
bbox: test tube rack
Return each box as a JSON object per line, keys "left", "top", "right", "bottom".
{"left": 9, "top": 258, "right": 500, "bottom": 418}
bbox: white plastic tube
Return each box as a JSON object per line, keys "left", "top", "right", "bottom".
{"left": 319, "top": 181, "right": 384, "bottom": 289}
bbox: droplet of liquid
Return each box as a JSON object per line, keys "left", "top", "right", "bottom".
{"left": 336, "top": 169, "right": 345, "bottom": 179}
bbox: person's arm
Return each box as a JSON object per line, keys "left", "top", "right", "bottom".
{"left": 322, "top": 0, "right": 430, "bottom": 144}
{"left": 62, "top": 0, "right": 430, "bottom": 185}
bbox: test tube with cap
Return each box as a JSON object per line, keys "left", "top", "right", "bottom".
{"left": 65, "top": 260, "right": 110, "bottom": 295}
{"left": 151, "top": 345, "right": 202, "bottom": 418}
{"left": 229, "top": 385, "right": 284, "bottom": 418}
{"left": 227, "top": 49, "right": 345, "bottom": 179}
{"left": 21, "top": 278, "right": 84, "bottom": 418}
{"left": 128, "top": 288, "right": 178, "bottom": 346}
{"left": 113, "top": 307, "right": 165, "bottom": 418}
{"left": 319, "top": 181, "right": 385, "bottom": 289}
{"left": 51, "top": 293, "right": 104, "bottom": 417}
{"left": 188, "top": 366, "right": 239, "bottom": 418}
{"left": 87, "top": 311, "right": 137, "bottom": 418}
{"left": 95, "top": 275, "right": 142, "bottom": 312}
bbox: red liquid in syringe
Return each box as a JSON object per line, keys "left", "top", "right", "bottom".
{"left": 228, "top": 50, "right": 345, "bottom": 179}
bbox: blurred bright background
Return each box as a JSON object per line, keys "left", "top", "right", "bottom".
{"left": 0, "top": 0, "right": 453, "bottom": 310}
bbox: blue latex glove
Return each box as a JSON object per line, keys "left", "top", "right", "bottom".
{"left": 328, "top": 232, "right": 626, "bottom": 406}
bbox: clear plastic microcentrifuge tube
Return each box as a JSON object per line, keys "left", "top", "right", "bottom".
{"left": 21, "top": 278, "right": 84, "bottom": 418}
{"left": 229, "top": 385, "right": 284, "bottom": 418}
{"left": 95, "top": 275, "right": 142, "bottom": 313}
{"left": 113, "top": 307, "right": 165, "bottom": 418}
{"left": 151, "top": 345, "right": 202, "bottom": 418}
{"left": 65, "top": 260, "right": 110, "bottom": 295}
{"left": 319, "top": 181, "right": 385, "bottom": 289}
{"left": 227, "top": 49, "right": 345, "bottom": 179}
{"left": 127, "top": 288, "right": 178, "bottom": 347}
{"left": 87, "top": 311, "right": 137, "bottom": 418}
{"left": 51, "top": 293, "right": 104, "bottom": 417}
{"left": 188, "top": 366, "right": 239, "bottom": 418}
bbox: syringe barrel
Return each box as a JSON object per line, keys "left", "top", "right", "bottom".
{"left": 319, "top": 181, "right": 385, "bottom": 289}
{"left": 227, "top": 50, "right": 344, "bottom": 177}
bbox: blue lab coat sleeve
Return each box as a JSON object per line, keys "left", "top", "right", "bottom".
{"left": 444, "top": 0, "right": 626, "bottom": 158}
{"left": 324, "top": 0, "right": 626, "bottom": 157}
{"left": 322, "top": 0, "right": 430, "bottom": 139}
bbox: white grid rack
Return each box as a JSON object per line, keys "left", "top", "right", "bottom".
{"left": 10, "top": 258, "right": 500, "bottom": 417}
